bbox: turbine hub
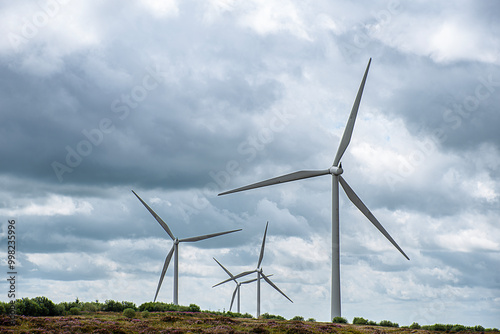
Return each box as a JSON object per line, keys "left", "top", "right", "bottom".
{"left": 174, "top": 238, "right": 179, "bottom": 245}
{"left": 329, "top": 165, "right": 343, "bottom": 175}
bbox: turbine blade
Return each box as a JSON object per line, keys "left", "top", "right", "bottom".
{"left": 180, "top": 229, "right": 241, "bottom": 242}
{"left": 218, "top": 170, "right": 330, "bottom": 196}
{"left": 213, "top": 257, "right": 236, "bottom": 279}
{"left": 333, "top": 58, "right": 371, "bottom": 167}
{"left": 241, "top": 273, "right": 273, "bottom": 284}
{"left": 153, "top": 245, "right": 175, "bottom": 302}
{"left": 213, "top": 270, "right": 256, "bottom": 288}
{"left": 261, "top": 273, "right": 293, "bottom": 303}
{"left": 229, "top": 286, "right": 238, "bottom": 312}
{"left": 257, "top": 222, "right": 269, "bottom": 268}
{"left": 240, "top": 277, "right": 258, "bottom": 284}
{"left": 132, "top": 190, "right": 175, "bottom": 241}
{"left": 339, "top": 176, "right": 410, "bottom": 260}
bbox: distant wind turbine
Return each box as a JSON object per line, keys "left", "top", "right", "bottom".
{"left": 132, "top": 190, "right": 242, "bottom": 304}
{"left": 218, "top": 58, "right": 409, "bottom": 320}
{"left": 213, "top": 222, "right": 292, "bottom": 317}
{"left": 213, "top": 257, "right": 273, "bottom": 314}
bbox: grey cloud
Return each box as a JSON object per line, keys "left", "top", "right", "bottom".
{"left": 1, "top": 0, "right": 499, "bottom": 326}
{"left": 422, "top": 250, "right": 500, "bottom": 290}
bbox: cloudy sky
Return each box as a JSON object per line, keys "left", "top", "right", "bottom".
{"left": 1, "top": 0, "right": 499, "bottom": 327}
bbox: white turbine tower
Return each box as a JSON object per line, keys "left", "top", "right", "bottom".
{"left": 132, "top": 190, "right": 242, "bottom": 304}
{"left": 213, "top": 222, "right": 292, "bottom": 318}
{"left": 213, "top": 257, "right": 273, "bottom": 314}
{"left": 218, "top": 59, "right": 410, "bottom": 320}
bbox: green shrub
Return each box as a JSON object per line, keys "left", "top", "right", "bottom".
{"left": 102, "top": 300, "right": 136, "bottom": 312}
{"left": 379, "top": 320, "right": 398, "bottom": 328}
{"left": 57, "top": 302, "right": 70, "bottom": 311}
{"left": 368, "top": 320, "right": 377, "bottom": 326}
{"left": 202, "top": 310, "right": 254, "bottom": 318}
{"left": 139, "top": 302, "right": 163, "bottom": 312}
{"left": 451, "top": 325, "right": 467, "bottom": 332}
{"left": 69, "top": 307, "right": 81, "bottom": 315}
{"left": 223, "top": 311, "right": 238, "bottom": 318}
{"left": 410, "top": 322, "right": 421, "bottom": 329}
{"left": 307, "top": 318, "right": 316, "bottom": 322}
{"left": 188, "top": 303, "right": 201, "bottom": 312}
{"left": 260, "top": 312, "right": 286, "bottom": 320}
{"left": 122, "top": 301, "right": 137, "bottom": 310}
{"left": 420, "top": 324, "right": 488, "bottom": 333}
{"left": 353, "top": 317, "right": 368, "bottom": 325}
{"left": 123, "top": 308, "right": 136, "bottom": 318}
{"left": 142, "top": 310, "right": 150, "bottom": 318}
{"left": 32, "top": 297, "right": 58, "bottom": 316}
{"left": 103, "top": 300, "right": 122, "bottom": 312}
{"left": 15, "top": 298, "right": 43, "bottom": 316}
{"left": 1, "top": 301, "right": 14, "bottom": 315}
{"left": 82, "top": 302, "right": 99, "bottom": 313}
{"left": 332, "top": 316, "right": 348, "bottom": 324}
{"left": 59, "top": 298, "right": 82, "bottom": 312}
{"left": 55, "top": 303, "right": 66, "bottom": 315}
{"left": 291, "top": 316, "right": 305, "bottom": 321}
{"left": 426, "top": 324, "right": 447, "bottom": 331}
{"left": 216, "top": 311, "right": 253, "bottom": 318}
{"left": 139, "top": 302, "right": 182, "bottom": 312}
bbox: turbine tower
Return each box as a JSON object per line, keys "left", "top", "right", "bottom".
{"left": 132, "top": 190, "right": 241, "bottom": 304}
{"left": 213, "top": 257, "right": 273, "bottom": 314}
{"left": 218, "top": 59, "right": 409, "bottom": 320}
{"left": 213, "top": 222, "right": 292, "bottom": 318}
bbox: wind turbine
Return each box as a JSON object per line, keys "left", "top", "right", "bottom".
{"left": 132, "top": 190, "right": 242, "bottom": 304}
{"left": 218, "top": 58, "right": 410, "bottom": 320}
{"left": 213, "top": 222, "right": 292, "bottom": 317}
{"left": 213, "top": 257, "right": 273, "bottom": 314}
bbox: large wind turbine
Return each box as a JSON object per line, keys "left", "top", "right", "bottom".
{"left": 213, "top": 257, "right": 273, "bottom": 314}
{"left": 132, "top": 190, "right": 242, "bottom": 304}
{"left": 218, "top": 59, "right": 409, "bottom": 320}
{"left": 213, "top": 222, "right": 292, "bottom": 318}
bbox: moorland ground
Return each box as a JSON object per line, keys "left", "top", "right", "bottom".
{"left": 0, "top": 311, "right": 497, "bottom": 334}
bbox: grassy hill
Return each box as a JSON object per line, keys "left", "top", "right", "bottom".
{"left": 1, "top": 311, "right": 498, "bottom": 334}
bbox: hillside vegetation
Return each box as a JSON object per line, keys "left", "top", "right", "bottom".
{"left": 1, "top": 297, "right": 498, "bottom": 334}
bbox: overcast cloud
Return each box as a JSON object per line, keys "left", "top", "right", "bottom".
{"left": 0, "top": 0, "right": 499, "bottom": 327}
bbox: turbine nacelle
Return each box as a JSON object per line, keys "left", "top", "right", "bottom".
{"left": 329, "top": 165, "right": 343, "bottom": 176}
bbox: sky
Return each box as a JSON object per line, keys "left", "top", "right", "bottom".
{"left": 0, "top": 0, "right": 499, "bottom": 328}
